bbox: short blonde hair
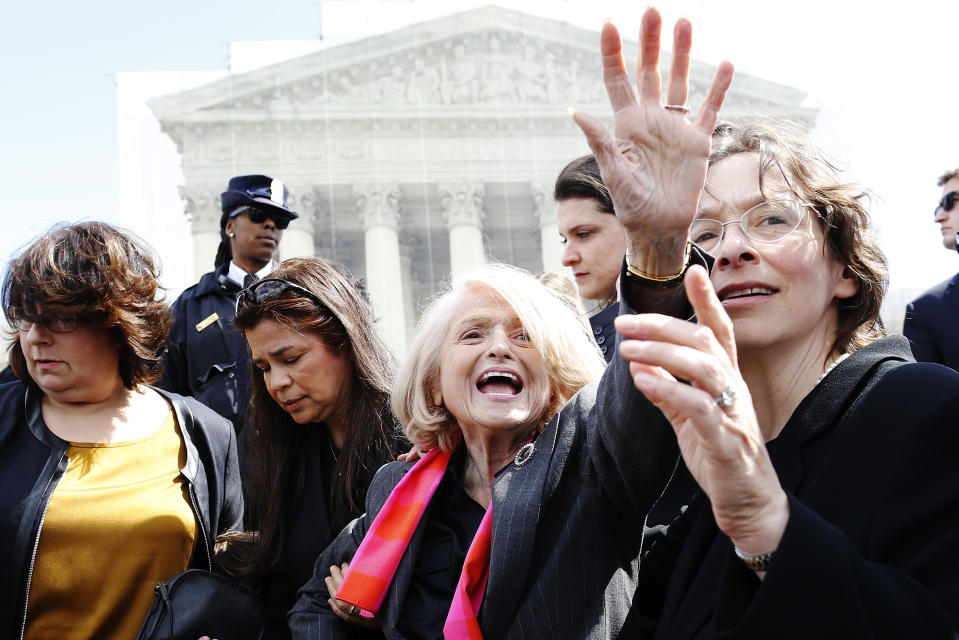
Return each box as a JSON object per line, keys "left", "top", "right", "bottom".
{"left": 393, "top": 262, "right": 606, "bottom": 451}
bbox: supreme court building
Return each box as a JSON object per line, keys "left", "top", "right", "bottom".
{"left": 148, "top": 5, "right": 815, "bottom": 355}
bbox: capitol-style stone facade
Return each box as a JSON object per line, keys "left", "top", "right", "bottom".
{"left": 150, "top": 5, "right": 815, "bottom": 355}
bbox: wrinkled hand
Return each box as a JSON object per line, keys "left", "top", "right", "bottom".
{"left": 572, "top": 8, "right": 734, "bottom": 273}
{"left": 326, "top": 562, "right": 382, "bottom": 629}
{"left": 616, "top": 265, "right": 789, "bottom": 563}
{"left": 396, "top": 445, "right": 426, "bottom": 462}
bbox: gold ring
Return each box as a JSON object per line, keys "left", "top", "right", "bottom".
{"left": 664, "top": 104, "right": 690, "bottom": 114}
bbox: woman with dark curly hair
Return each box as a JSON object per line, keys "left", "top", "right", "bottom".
{"left": 225, "top": 257, "right": 406, "bottom": 639}
{"left": 0, "top": 222, "right": 243, "bottom": 639}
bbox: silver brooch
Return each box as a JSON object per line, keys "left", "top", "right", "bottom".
{"left": 514, "top": 442, "right": 535, "bottom": 467}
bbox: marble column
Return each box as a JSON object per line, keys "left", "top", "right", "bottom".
{"left": 353, "top": 183, "right": 408, "bottom": 358}
{"left": 181, "top": 183, "right": 223, "bottom": 280}
{"left": 280, "top": 184, "right": 317, "bottom": 260}
{"left": 532, "top": 181, "right": 562, "bottom": 273}
{"left": 438, "top": 181, "right": 486, "bottom": 279}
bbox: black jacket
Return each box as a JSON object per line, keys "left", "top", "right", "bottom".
{"left": 289, "top": 294, "right": 680, "bottom": 639}
{"left": 588, "top": 303, "right": 619, "bottom": 363}
{"left": 0, "top": 381, "right": 244, "bottom": 637}
{"left": 628, "top": 337, "right": 959, "bottom": 638}
{"left": 159, "top": 263, "right": 251, "bottom": 432}
{"left": 903, "top": 271, "right": 959, "bottom": 371}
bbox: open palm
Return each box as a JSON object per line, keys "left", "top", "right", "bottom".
{"left": 573, "top": 10, "right": 734, "bottom": 243}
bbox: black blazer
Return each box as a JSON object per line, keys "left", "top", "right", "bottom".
{"left": 288, "top": 303, "right": 680, "bottom": 640}
{"left": 627, "top": 336, "right": 959, "bottom": 638}
{"left": 589, "top": 303, "right": 619, "bottom": 363}
{"left": 903, "top": 272, "right": 959, "bottom": 370}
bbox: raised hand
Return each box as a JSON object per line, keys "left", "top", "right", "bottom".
{"left": 615, "top": 266, "right": 789, "bottom": 568}
{"left": 572, "top": 8, "right": 734, "bottom": 275}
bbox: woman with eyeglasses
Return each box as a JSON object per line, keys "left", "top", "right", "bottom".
{"left": 572, "top": 8, "right": 959, "bottom": 637}
{"left": 0, "top": 222, "right": 243, "bottom": 638}
{"left": 285, "top": 13, "right": 731, "bottom": 640}
{"left": 220, "top": 257, "right": 405, "bottom": 639}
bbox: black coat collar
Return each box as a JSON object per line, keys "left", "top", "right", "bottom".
{"left": 767, "top": 335, "right": 911, "bottom": 494}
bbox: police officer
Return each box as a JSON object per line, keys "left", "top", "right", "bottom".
{"left": 159, "top": 175, "right": 299, "bottom": 435}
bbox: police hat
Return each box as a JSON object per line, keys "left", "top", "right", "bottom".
{"left": 219, "top": 175, "right": 299, "bottom": 222}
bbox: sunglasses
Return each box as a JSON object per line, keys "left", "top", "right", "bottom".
{"left": 936, "top": 191, "right": 959, "bottom": 215}
{"left": 230, "top": 206, "right": 291, "bottom": 230}
{"left": 235, "top": 278, "right": 328, "bottom": 314}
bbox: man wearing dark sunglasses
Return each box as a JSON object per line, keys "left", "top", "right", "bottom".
{"left": 903, "top": 167, "right": 959, "bottom": 370}
{"left": 159, "top": 174, "right": 299, "bottom": 446}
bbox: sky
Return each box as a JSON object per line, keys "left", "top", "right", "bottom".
{"left": 2, "top": 0, "right": 958, "bottom": 326}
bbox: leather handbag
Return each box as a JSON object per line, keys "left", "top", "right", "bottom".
{"left": 136, "top": 568, "right": 264, "bottom": 640}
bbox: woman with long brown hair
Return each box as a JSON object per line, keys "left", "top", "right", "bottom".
{"left": 227, "top": 257, "right": 405, "bottom": 639}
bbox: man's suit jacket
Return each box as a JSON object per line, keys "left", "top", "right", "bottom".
{"left": 626, "top": 336, "right": 959, "bottom": 638}
{"left": 288, "top": 300, "right": 680, "bottom": 640}
{"left": 903, "top": 272, "right": 959, "bottom": 370}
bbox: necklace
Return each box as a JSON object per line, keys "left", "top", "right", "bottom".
{"left": 817, "top": 352, "right": 850, "bottom": 384}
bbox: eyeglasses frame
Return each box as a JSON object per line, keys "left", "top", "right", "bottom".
{"left": 9, "top": 313, "right": 80, "bottom": 334}
{"left": 691, "top": 199, "right": 819, "bottom": 254}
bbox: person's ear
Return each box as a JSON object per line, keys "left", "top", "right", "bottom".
{"left": 225, "top": 218, "right": 236, "bottom": 239}
{"left": 431, "top": 385, "right": 443, "bottom": 408}
{"left": 833, "top": 265, "right": 858, "bottom": 300}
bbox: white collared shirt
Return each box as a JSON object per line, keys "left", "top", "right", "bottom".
{"left": 227, "top": 261, "right": 274, "bottom": 288}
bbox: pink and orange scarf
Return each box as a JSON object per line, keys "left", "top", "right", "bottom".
{"left": 335, "top": 445, "right": 492, "bottom": 639}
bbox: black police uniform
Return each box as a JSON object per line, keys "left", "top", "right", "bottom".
{"left": 159, "top": 263, "right": 249, "bottom": 433}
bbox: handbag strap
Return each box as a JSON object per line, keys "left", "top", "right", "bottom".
{"left": 155, "top": 582, "right": 176, "bottom": 640}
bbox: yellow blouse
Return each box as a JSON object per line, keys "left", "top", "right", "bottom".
{"left": 24, "top": 410, "right": 197, "bottom": 640}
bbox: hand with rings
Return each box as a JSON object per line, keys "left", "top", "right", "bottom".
{"left": 570, "top": 7, "right": 734, "bottom": 277}
{"left": 325, "top": 562, "right": 382, "bottom": 629}
{"left": 616, "top": 265, "right": 790, "bottom": 559}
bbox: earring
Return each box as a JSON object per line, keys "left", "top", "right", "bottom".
{"left": 228, "top": 232, "right": 236, "bottom": 238}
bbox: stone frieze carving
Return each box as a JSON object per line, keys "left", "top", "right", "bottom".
{"left": 223, "top": 33, "right": 606, "bottom": 112}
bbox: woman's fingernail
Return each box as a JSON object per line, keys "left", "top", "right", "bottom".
{"left": 632, "top": 371, "right": 659, "bottom": 389}
{"left": 619, "top": 339, "right": 645, "bottom": 357}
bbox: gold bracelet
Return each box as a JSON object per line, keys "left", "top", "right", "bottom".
{"left": 625, "top": 241, "right": 692, "bottom": 282}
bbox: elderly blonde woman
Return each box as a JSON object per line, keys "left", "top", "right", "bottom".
{"left": 287, "top": 258, "right": 683, "bottom": 639}
{"left": 288, "top": 17, "right": 731, "bottom": 639}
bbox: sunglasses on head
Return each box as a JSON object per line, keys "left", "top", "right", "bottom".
{"left": 230, "top": 206, "right": 291, "bottom": 230}
{"left": 936, "top": 191, "right": 959, "bottom": 215}
{"left": 235, "top": 278, "right": 328, "bottom": 314}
